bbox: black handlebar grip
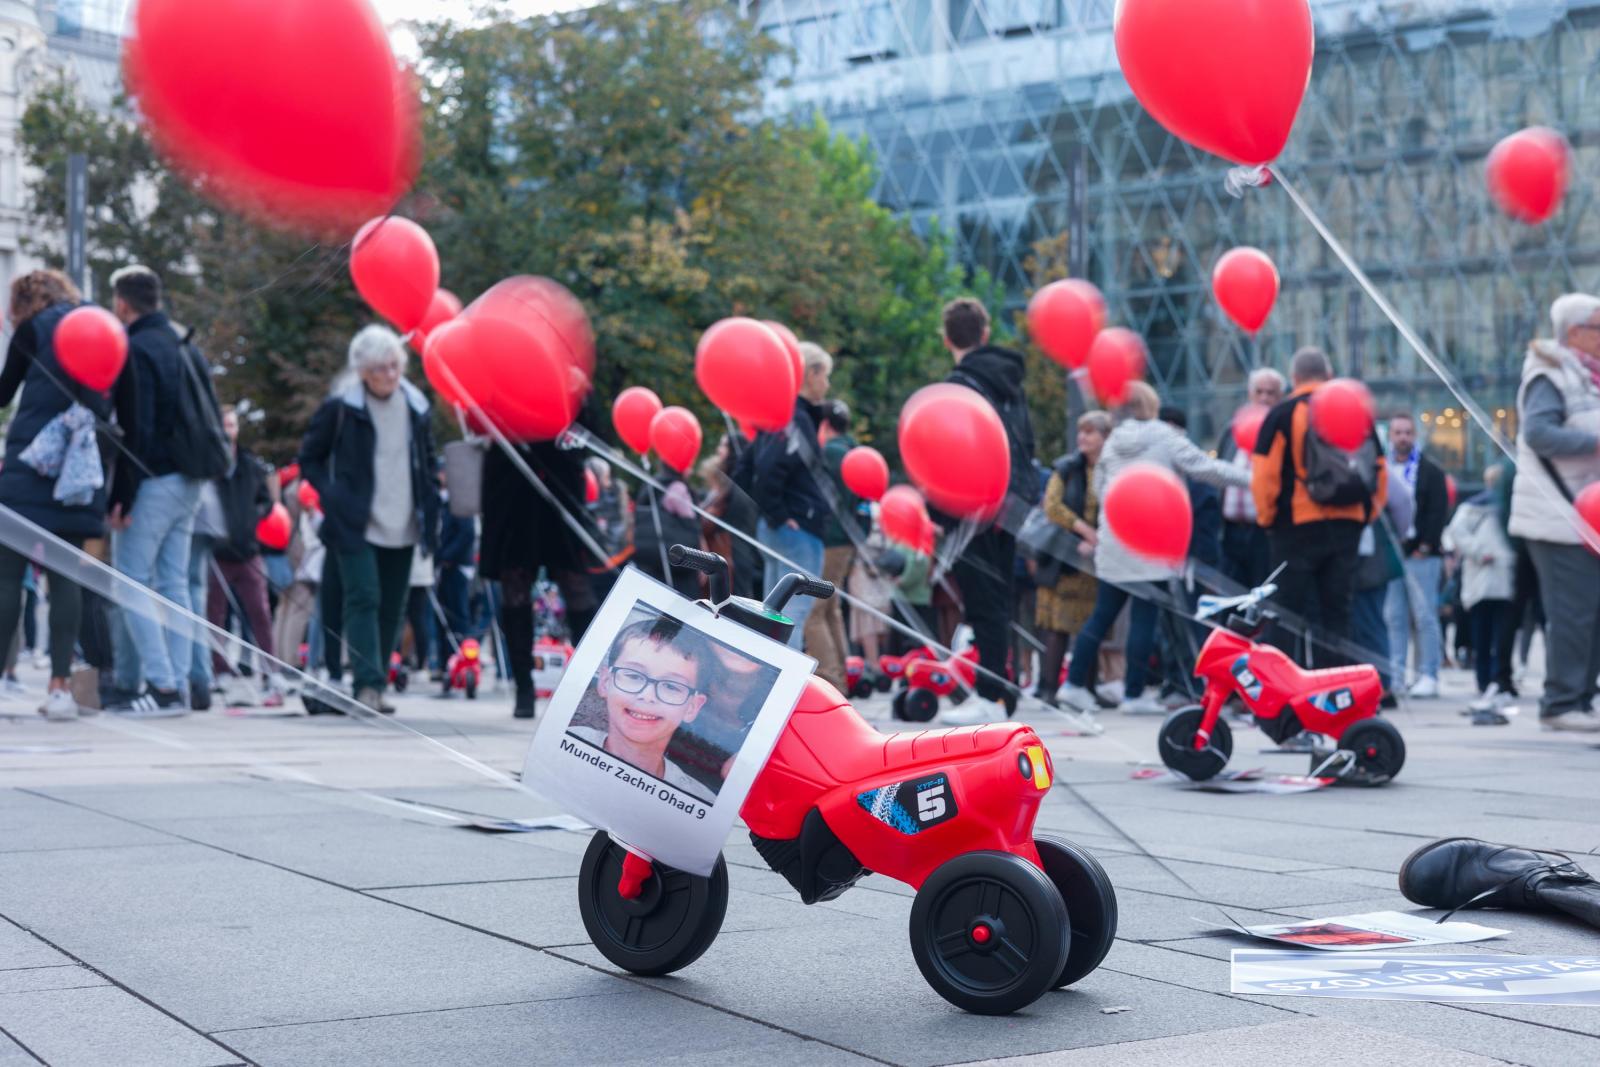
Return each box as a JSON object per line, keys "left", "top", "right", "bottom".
{"left": 797, "top": 576, "right": 835, "bottom": 601}
{"left": 668, "top": 545, "right": 723, "bottom": 573}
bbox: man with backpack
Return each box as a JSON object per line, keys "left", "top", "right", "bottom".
{"left": 935, "top": 297, "right": 1040, "bottom": 726}
{"left": 1251, "top": 347, "right": 1388, "bottom": 667}
{"left": 107, "top": 265, "right": 229, "bottom": 714}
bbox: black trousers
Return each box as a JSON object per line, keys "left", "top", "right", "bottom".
{"left": 1267, "top": 520, "right": 1363, "bottom": 667}
{"left": 951, "top": 527, "right": 1016, "bottom": 703}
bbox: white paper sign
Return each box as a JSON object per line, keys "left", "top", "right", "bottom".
{"left": 522, "top": 567, "right": 814, "bottom": 876}
{"left": 1231, "top": 950, "right": 1600, "bottom": 1005}
{"left": 1214, "top": 910, "right": 1507, "bottom": 951}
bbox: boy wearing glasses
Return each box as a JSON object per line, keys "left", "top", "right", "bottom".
{"left": 570, "top": 614, "right": 716, "bottom": 799}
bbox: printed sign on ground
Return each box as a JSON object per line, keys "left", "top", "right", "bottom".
{"left": 1231, "top": 950, "right": 1600, "bottom": 1005}
{"left": 1213, "top": 910, "right": 1507, "bottom": 951}
{"left": 522, "top": 566, "right": 814, "bottom": 875}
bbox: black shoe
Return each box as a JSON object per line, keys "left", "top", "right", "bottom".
{"left": 190, "top": 681, "right": 212, "bottom": 712}
{"left": 1399, "top": 837, "right": 1596, "bottom": 914}
{"left": 1379, "top": 692, "right": 1399, "bottom": 710}
{"left": 151, "top": 687, "right": 184, "bottom": 709}
{"left": 513, "top": 685, "right": 535, "bottom": 719}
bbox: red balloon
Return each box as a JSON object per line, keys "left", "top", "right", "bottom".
{"left": 124, "top": 0, "right": 419, "bottom": 231}
{"left": 297, "top": 479, "right": 321, "bottom": 514}
{"left": 1027, "top": 279, "right": 1105, "bottom": 369}
{"left": 737, "top": 418, "right": 758, "bottom": 443}
{"left": 1114, "top": 0, "right": 1314, "bottom": 166}
{"left": 1309, "top": 378, "right": 1375, "bottom": 451}
{"left": 256, "top": 503, "right": 292, "bottom": 552}
{"left": 840, "top": 446, "right": 890, "bottom": 502}
{"left": 54, "top": 306, "right": 127, "bottom": 392}
{"left": 1486, "top": 126, "right": 1571, "bottom": 225}
{"left": 1231, "top": 403, "right": 1270, "bottom": 454}
{"left": 899, "top": 384, "right": 1011, "bottom": 519}
{"left": 584, "top": 467, "right": 600, "bottom": 505}
{"left": 881, "top": 485, "right": 931, "bottom": 551}
{"left": 764, "top": 321, "right": 805, "bottom": 396}
{"left": 649, "top": 407, "right": 702, "bottom": 475}
{"left": 695, "top": 318, "right": 795, "bottom": 431}
{"left": 410, "top": 288, "right": 462, "bottom": 350}
{"left": 471, "top": 276, "right": 595, "bottom": 386}
{"left": 1577, "top": 483, "right": 1600, "bottom": 550}
{"left": 1212, "top": 248, "right": 1279, "bottom": 334}
{"left": 1445, "top": 473, "right": 1459, "bottom": 511}
{"left": 1104, "top": 463, "right": 1193, "bottom": 567}
{"left": 351, "top": 217, "right": 438, "bottom": 332}
{"left": 612, "top": 386, "right": 663, "bottom": 455}
{"left": 1086, "top": 328, "right": 1148, "bottom": 407}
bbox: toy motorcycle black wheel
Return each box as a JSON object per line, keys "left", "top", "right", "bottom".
{"left": 578, "top": 831, "right": 728, "bottom": 976}
{"left": 909, "top": 851, "right": 1069, "bottom": 1015}
{"left": 1340, "top": 718, "right": 1405, "bottom": 782}
{"left": 891, "top": 690, "right": 907, "bottom": 720}
{"left": 903, "top": 688, "right": 939, "bottom": 723}
{"left": 849, "top": 680, "right": 874, "bottom": 700}
{"left": 465, "top": 679, "right": 477, "bottom": 700}
{"left": 1034, "top": 835, "right": 1118, "bottom": 988}
{"left": 1158, "top": 706, "right": 1232, "bottom": 781}
{"left": 875, "top": 673, "right": 893, "bottom": 693}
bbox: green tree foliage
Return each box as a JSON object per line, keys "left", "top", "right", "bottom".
{"left": 18, "top": 0, "right": 1010, "bottom": 463}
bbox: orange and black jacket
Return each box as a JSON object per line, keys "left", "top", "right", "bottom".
{"left": 1250, "top": 383, "right": 1388, "bottom": 529}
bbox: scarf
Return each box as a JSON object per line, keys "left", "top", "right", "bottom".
{"left": 18, "top": 403, "right": 104, "bottom": 507}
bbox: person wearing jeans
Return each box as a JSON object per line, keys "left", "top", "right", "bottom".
{"left": 756, "top": 516, "right": 826, "bottom": 646}
{"left": 298, "top": 325, "right": 439, "bottom": 715}
{"left": 1384, "top": 413, "right": 1449, "bottom": 698}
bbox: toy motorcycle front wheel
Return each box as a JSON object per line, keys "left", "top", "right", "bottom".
{"left": 578, "top": 831, "right": 728, "bottom": 976}
{"left": 909, "top": 851, "right": 1069, "bottom": 1015}
{"left": 1158, "top": 706, "right": 1233, "bottom": 781}
{"left": 1340, "top": 718, "right": 1406, "bottom": 783}
{"left": 904, "top": 689, "right": 939, "bottom": 722}
{"left": 1034, "top": 836, "right": 1118, "bottom": 988}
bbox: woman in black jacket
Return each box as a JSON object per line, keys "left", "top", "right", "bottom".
{"left": 0, "top": 270, "right": 136, "bottom": 720}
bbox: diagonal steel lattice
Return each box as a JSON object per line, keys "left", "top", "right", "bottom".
{"left": 753, "top": 0, "right": 1600, "bottom": 473}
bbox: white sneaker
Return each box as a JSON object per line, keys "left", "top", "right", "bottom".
{"left": 939, "top": 697, "right": 1008, "bottom": 726}
{"left": 1054, "top": 683, "right": 1097, "bottom": 714}
{"left": 38, "top": 688, "right": 77, "bottom": 722}
{"left": 1095, "top": 680, "right": 1126, "bottom": 706}
{"left": 2, "top": 677, "right": 28, "bottom": 697}
{"left": 1468, "top": 684, "right": 1509, "bottom": 713}
{"left": 219, "top": 675, "right": 257, "bottom": 707}
{"left": 1406, "top": 676, "right": 1439, "bottom": 699}
{"left": 1542, "top": 710, "right": 1600, "bottom": 733}
{"left": 1117, "top": 695, "right": 1167, "bottom": 715}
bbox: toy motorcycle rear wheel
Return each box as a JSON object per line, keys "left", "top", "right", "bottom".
{"left": 1158, "top": 706, "right": 1233, "bottom": 781}
{"left": 1034, "top": 836, "right": 1118, "bottom": 988}
{"left": 1340, "top": 718, "right": 1405, "bottom": 782}
{"left": 909, "top": 851, "right": 1069, "bottom": 1015}
{"left": 875, "top": 673, "right": 893, "bottom": 693}
{"left": 578, "top": 831, "right": 728, "bottom": 976}
{"left": 904, "top": 688, "right": 939, "bottom": 722}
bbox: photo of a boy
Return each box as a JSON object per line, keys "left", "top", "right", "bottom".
{"left": 568, "top": 613, "right": 718, "bottom": 801}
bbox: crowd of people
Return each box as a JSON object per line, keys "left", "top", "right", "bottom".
{"left": 3, "top": 264, "right": 1599, "bottom": 736}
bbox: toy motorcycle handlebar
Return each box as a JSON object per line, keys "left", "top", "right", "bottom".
{"left": 668, "top": 544, "right": 731, "bottom": 603}
{"left": 1194, "top": 562, "right": 1288, "bottom": 622}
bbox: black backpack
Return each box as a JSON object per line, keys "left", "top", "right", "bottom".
{"left": 1303, "top": 421, "right": 1380, "bottom": 510}
{"left": 171, "top": 335, "right": 231, "bottom": 480}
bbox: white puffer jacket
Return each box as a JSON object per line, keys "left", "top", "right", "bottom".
{"left": 1093, "top": 418, "right": 1252, "bottom": 584}
{"left": 1509, "top": 340, "right": 1600, "bottom": 545}
{"left": 1443, "top": 495, "right": 1514, "bottom": 609}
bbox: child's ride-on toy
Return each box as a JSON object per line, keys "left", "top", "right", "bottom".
{"left": 891, "top": 647, "right": 979, "bottom": 722}
{"left": 388, "top": 651, "right": 409, "bottom": 693}
{"left": 441, "top": 638, "right": 482, "bottom": 699}
{"left": 1160, "top": 571, "right": 1406, "bottom": 785}
{"left": 844, "top": 654, "right": 874, "bottom": 699}
{"left": 576, "top": 547, "right": 1118, "bottom": 1015}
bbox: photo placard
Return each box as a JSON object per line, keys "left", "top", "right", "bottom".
{"left": 522, "top": 566, "right": 815, "bottom": 875}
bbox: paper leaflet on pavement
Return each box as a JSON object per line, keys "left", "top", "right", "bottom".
{"left": 1209, "top": 910, "right": 1507, "bottom": 951}
{"left": 1131, "top": 766, "right": 1333, "bottom": 794}
{"left": 1231, "top": 950, "right": 1600, "bottom": 1005}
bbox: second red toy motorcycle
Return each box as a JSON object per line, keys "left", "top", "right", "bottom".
{"left": 576, "top": 547, "right": 1118, "bottom": 1015}
{"left": 1159, "top": 572, "right": 1406, "bottom": 785}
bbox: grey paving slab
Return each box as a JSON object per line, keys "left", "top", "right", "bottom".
{"left": 0, "top": 1033, "right": 35, "bottom": 1067}
{"left": 559, "top": 924, "right": 1289, "bottom": 1066}
{"left": 27, "top": 782, "right": 346, "bottom": 822}
{"left": 145, "top": 811, "right": 580, "bottom": 888}
{"left": 0, "top": 920, "right": 71, "bottom": 970}
{"left": 218, "top": 987, "right": 875, "bottom": 1067}
{"left": 1092, "top": 854, "right": 1383, "bottom": 911}
{"left": 0, "top": 984, "right": 239, "bottom": 1067}
{"left": 0, "top": 842, "right": 623, "bottom": 1032}
{"left": 968, "top": 1017, "right": 1511, "bottom": 1065}
{"left": 0, "top": 965, "right": 107, "bottom": 994}
{"left": 0, "top": 789, "right": 177, "bottom": 853}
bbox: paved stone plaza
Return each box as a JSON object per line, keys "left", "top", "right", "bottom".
{"left": 1, "top": 667, "right": 1597, "bottom": 1066}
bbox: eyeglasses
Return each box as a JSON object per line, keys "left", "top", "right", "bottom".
{"left": 608, "top": 666, "right": 697, "bottom": 707}
{"left": 364, "top": 363, "right": 402, "bottom": 376}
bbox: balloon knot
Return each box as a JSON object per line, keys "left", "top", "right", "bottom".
{"left": 1224, "top": 165, "right": 1271, "bottom": 199}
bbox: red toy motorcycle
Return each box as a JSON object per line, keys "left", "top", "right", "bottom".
{"left": 387, "top": 651, "right": 410, "bottom": 694}
{"left": 1159, "top": 572, "right": 1406, "bottom": 785}
{"left": 576, "top": 547, "right": 1118, "bottom": 1015}
{"left": 876, "top": 645, "right": 939, "bottom": 687}
{"left": 441, "top": 638, "right": 482, "bottom": 699}
{"left": 891, "top": 647, "right": 979, "bottom": 722}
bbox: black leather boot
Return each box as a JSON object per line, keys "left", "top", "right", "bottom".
{"left": 1399, "top": 837, "right": 1600, "bottom": 929}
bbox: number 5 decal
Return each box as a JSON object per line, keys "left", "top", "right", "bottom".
{"left": 917, "top": 783, "right": 947, "bottom": 822}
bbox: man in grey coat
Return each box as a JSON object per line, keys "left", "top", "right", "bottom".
{"left": 1509, "top": 293, "right": 1600, "bottom": 732}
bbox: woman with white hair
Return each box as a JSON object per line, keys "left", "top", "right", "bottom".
{"left": 298, "top": 325, "right": 440, "bottom": 715}
{"left": 1508, "top": 293, "right": 1600, "bottom": 732}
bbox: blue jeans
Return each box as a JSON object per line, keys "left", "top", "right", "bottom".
{"left": 1350, "top": 583, "right": 1392, "bottom": 691}
{"left": 188, "top": 535, "right": 214, "bottom": 688}
{"left": 757, "top": 518, "right": 824, "bottom": 650}
{"left": 1067, "top": 580, "right": 1158, "bottom": 699}
{"left": 112, "top": 473, "right": 201, "bottom": 693}
{"left": 1385, "top": 555, "right": 1443, "bottom": 684}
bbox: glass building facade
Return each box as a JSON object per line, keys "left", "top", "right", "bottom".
{"left": 752, "top": 0, "right": 1600, "bottom": 475}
